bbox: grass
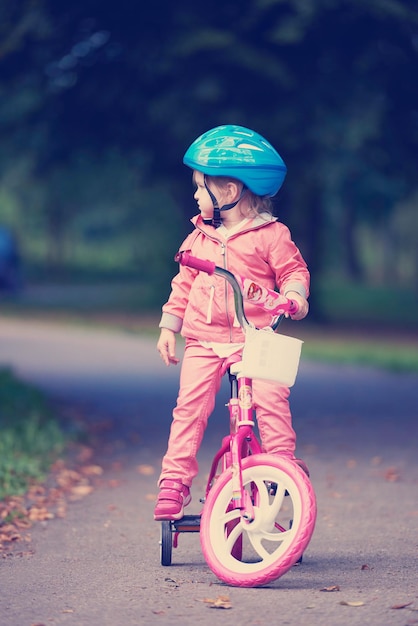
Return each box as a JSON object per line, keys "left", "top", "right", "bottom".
{"left": 299, "top": 329, "right": 418, "bottom": 373}
{"left": 317, "top": 279, "right": 418, "bottom": 328}
{"left": 301, "top": 279, "right": 418, "bottom": 372}
{"left": 0, "top": 368, "right": 66, "bottom": 500}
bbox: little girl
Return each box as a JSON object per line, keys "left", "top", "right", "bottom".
{"left": 154, "top": 125, "right": 310, "bottom": 521}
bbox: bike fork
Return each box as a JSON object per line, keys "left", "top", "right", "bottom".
{"left": 228, "top": 372, "right": 261, "bottom": 522}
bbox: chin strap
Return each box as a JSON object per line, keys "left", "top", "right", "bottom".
{"left": 204, "top": 178, "right": 247, "bottom": 228}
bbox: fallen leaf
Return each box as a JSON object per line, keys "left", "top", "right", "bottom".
{"left": 361, "top": 564, "right": 371, "bottom": 570}
{"left": 339, "top": 600, "right": 365, "bottom": 607}
{"left": 27, "top": 485, "right": 46, "bottom": 498}
{"left": 202, "top": 595, "right": 232, "bottom": 609}
{"left": 28, "top": 507, "right": 54, "bottom": 522}
{"left": 384, "top": 466, "right": 401, "bottom": 482}
{"left": 0, "top": 531, "right": 21, "bottom": 543}
{"left": 210, "top": 599, "right": 232, "bottom": 609}
{"left": 137, "top": 464, "right": 155, "bottom": 476}
{"left": 390, "top": 602, "right": 413, "bottom": 609}
{"left": 70, "top": 485, "right": 93, "bottom": 499}
{"left": 59, "top": 468, "right": 83, "bottom": 482}
{"left": 14, "top": 518, "right": 32, "bottom": 530}
{"left": 320, "top": 585, "right": 340, "bottom": 592}
{"left": 80, "top": 464, "right": 103, "bottom": 476}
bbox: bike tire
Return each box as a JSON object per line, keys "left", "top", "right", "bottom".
{"left": 160, "top": 521, "right": 173, "bottom": 566}
{"left": 200, "top": 454, "right": 316, "bottom": 587}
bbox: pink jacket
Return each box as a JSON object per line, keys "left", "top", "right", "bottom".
{"left": 160, "top": 213, "right": 310, "bottom": 343}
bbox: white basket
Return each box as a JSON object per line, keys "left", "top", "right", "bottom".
{"left": 241, "top": 326, "right": 303, "bottom": 387}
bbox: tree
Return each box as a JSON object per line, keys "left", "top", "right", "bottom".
{"left": 1, "top": 0, "right": 417, "bottom": 307}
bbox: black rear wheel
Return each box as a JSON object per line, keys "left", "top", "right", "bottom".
{"left": 160, "top": 521, "right": 173, "bottom": 566}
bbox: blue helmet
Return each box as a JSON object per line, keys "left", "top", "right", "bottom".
{"left": 183, "top": 125, "right": 287, "bottom": 197}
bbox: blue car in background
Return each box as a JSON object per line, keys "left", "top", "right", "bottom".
{"left": 0, "top": 226, "right": 22, "bottom": 291}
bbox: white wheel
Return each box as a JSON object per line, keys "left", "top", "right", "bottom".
{"left": 200, "top": 455, "right": 316, "bottom": 587}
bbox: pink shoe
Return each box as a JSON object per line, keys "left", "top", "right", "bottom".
{"left": 154, "top": 479, "right": 191, "bottom": 521}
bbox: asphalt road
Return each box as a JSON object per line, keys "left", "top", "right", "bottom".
{"left": 0, "top": 317, "right": 417, "bottom": 626}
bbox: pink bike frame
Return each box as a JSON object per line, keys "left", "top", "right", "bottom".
{"left": 205, "top": 366, "right": 263, "bottom": 521}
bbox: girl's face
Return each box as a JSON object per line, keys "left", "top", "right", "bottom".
{"left": 193, "top": 171, "right": 218, "bottom": 220}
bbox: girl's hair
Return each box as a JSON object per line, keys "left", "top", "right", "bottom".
{"left": 207, "top": 175, "right": 274, "bottom": 217}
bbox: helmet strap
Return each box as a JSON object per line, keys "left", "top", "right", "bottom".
{"left": 204, "top": 178, "right": 222, "bottom": 228}
{"left": 204, "top": 178, "right": 247, "bottom": 228}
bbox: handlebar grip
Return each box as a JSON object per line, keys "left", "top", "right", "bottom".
{"left": 175, "top": 251, "right": 216, "bottom": 275}
{"left": 288, "top": 300, "right": 299, "bottom": 316}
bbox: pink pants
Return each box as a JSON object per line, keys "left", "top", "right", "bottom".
{"left": 159, "top": 339, "right": 296, "bottom": 487}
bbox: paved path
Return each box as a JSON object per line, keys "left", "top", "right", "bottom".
{"left": 0, "top": 317, "right": 417, "bottom": 626}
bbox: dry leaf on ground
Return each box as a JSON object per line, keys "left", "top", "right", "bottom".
{"left": 80, "top": 464, "right": 103, "bottom": 476}
{"left": 70, "top": 484, "right": 93, "bottom": 499}
{"left": 384, "top": 466, "right": 401, "bottom": 482}
{"left": 28, "top": 506, "right": 54, "bottom": 521}
{"left": 390, "top": 602, "right": 413, "bottom": 609}
{"left": 320, "top": 585, "right": 340, "bottom": 592}
{"left": 137, "top": 464, "right": 155, "bottom": 476}
{"left": 201, "top": 595, "right": 232, "bottom": 609}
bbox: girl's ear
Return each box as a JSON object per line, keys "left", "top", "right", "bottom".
{"left": 226, "top": 181, "right": 241, "bottom": 201}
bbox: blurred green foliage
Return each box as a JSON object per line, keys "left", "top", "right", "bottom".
{"left": 0, "top": 368, "right": 66, "bottom": 499}
{"left": 302, "top": 337, "right": 418, "bottom": 373}
{"left": 0, "top": 0, "right": 417, "bottom": 316}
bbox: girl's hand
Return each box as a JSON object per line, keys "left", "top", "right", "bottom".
{"left": 285, "top": 291, "right": 309, "bottom": 321}
{"left": 157, "top": 328, "right": 180, "bottom": 366}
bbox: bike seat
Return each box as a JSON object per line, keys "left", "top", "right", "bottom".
{"left": 221, "top": 353, "right": 243, "bottom": 377}
{"left": 229, "top": 360, "right": 243, "bottom": 376}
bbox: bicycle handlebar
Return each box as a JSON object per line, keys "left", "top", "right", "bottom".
{"left": 175, "top": 251, "right": 299, "bottom": 324}
{"left": 174, "top": 251, "right": 216, "bottom": 275}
